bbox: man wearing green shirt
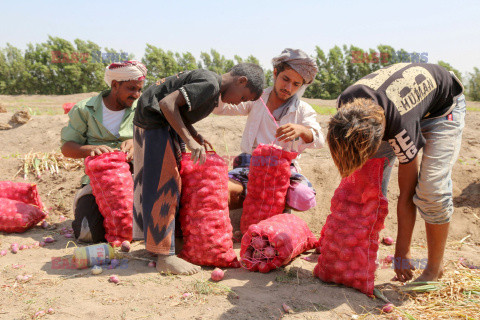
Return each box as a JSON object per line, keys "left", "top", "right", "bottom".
{"left": 61, "top": 60, "right": 147, "bottom": 243}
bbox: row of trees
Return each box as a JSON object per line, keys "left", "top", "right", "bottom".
{"left": 1, "top": 36, "right": 479, "bottom": 100}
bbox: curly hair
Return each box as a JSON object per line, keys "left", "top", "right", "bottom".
{"left": 229, "top": 63, "right": 265, "bottom": 100}
{"left": 327, "top": 98, "right": 385, "bottom": 177}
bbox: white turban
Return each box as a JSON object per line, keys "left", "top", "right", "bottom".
{"left": 104, "top": 60, "right": 148, "bottom": 87}
{"left": 271, "top": 48, "right": 318, "bottom": 84}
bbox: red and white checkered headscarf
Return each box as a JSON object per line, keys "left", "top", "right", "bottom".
{"left": 104, "top": 60, "right": 147, "bottom": 87}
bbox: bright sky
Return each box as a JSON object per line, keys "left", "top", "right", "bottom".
{"left": 1, "top": 0, "right": 479, "bottom": 76}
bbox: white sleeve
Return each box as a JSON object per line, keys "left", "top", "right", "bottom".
{"left": 296, "top": 103, "right": 325, "bottom": 151}
{"left": 212, "top": 98, "right": 253, "bottom": 116}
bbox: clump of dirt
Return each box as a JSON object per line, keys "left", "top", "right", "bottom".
{"left": 11, "top": 110, "right": 31, "bottom": 124}
{"left": 0, "top": 123, "right": 12, "bottom": 130}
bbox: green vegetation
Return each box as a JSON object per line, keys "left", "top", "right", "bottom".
{"left": 191, "top": 279, "right": 236, "bottom": 296}
{"left": 1, "top": 37, "right": 479, "bottom": 100}
{"left": 310, "top": 104, "right": 337, "bottom": 115}
{"left": 468, "top": 67, "right": 480, "bottom": 101}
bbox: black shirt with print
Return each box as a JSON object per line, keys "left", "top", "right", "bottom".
{"left": 337, "top": 63, "right": 463, "bottom": 163}
{"left": 134, "top": 69, "right": 222, "bottom": 129}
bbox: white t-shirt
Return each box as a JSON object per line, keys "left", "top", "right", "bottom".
{"left": 102, "top": 100, "right": 125, "bottom": 138}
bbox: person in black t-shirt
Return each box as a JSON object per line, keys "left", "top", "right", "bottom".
{"left": 133, "top": 63, "right": 264, "bottom": 275}
{"left": 327, "top": 63, "right": 465, "bottom": 283}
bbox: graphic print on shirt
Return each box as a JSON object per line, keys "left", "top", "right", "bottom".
{"left": 354, "top": 63, "right": 408, "bottom": 91}
{"left": 354, "top": 63, "right": 437, "bottom": 115}
{"left": 387, "top": 129, "right": 417, "bottom": 163}
{"left": 353, "top": 64, "right": 439, "bottom": 163}
{"left": 385, "top": 67, "right": 437, "bottom": 115}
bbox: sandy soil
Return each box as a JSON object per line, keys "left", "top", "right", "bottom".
{"left": 0, "top": 94, "right": 478, "bottom": 320}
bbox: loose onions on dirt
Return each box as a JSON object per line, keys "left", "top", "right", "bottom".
{"left": 382, "top": 303, "right": 394, "bottom": 313}
{"left": 120, "top": 241, "right": 131, "bottom": 252}
{"left": 109, "top": 275, "right": 119, "bottom": 284}
{"left": 382, "top": 236, "right": 394, "bottom": 245}
{"left": 211, "top": 268, "right": 225, "bottom": 281}
{"left": 91, "top": 265, "right": 103, "bottom": 275}
{"left": 44, "top": 236, "right": 55, "bottom": 243}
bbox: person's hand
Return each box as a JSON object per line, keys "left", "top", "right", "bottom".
{"left": 120, "top": 139, "right": 134, "bottom": 162}
{"left": 202, "top": 138, "right": 213, "bottom": 151}
{"left": 89, "top": 145, "right": 115, "bottom": 157}
{"left": 393, "top": 252, "right": 416, "bottom": 282}
{"left": 194, "top": 133, "right": 213, "bottom": 151}
{"left": 276, "top": 123, "right": 310, "bottom": 142}
{"left": 186, "top": 139, "right": 206, "bottom": 165}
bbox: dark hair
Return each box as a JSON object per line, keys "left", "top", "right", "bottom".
{"left": 274, "top": 62, "right": 291, "bottom": 75}
{"left": 274, "top": 62, "right": 305, "bottom": 84}
{"left": 327, "top": 98, "right": 385, "bottom": 177}
{"left": 229, "top": 63, "right": 265, "bottom": 100}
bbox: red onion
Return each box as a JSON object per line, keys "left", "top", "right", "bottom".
{"left": 211, "top": 268, "right": 224, "bottom": 281}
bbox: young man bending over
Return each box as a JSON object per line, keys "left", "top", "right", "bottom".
{"left": 133, "top": 63, "right": 265, "bottom": 275}
{"left": 328, "top": 63, "right": 465, "bottom": 282}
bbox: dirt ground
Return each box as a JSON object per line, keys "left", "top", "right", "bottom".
{"left": 0, "top": 94, "right": 479, "bottom": 320}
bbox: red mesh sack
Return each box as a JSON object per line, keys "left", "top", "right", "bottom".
{"left": 85, "top": 151, "right": 133, "bottom": 246}
{"left": 0, "top": 181, "right": 45, "bottom": 210}
{"left": 62, "top": 102, "right": 75, "bottom": 114}
{"left": 179, "top": 151, "right": 239, "bottom": 268}
{"left": 0, "top": 198, "right": 47, "bottom": 233}
{"left": 240, "top": 213, "right": 318, "bottom": 273}
{"left": 240, "top": 144, "right": 297, "bottom": 233}
{"left": 313, "top": 158, "right": 388, "bottom": 295}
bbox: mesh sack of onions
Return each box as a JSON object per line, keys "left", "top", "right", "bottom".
{"left": 179, "top": 151, "right": 240, "bottom": 268}
{"left": 0, "top": 181, "right": 45, "bottom": 210}
{"left": 85, "top": 151, "right": 133, "bottom": 247}
{"left": 0, "top": 198, "right": 47, "bottom": 233}
{"left": 313, "top": 158, "right": 388, "bottom": 295}
{"left": 240, "top": 213, "right": 318, "bottom": 273}
{"left": 240, "top": 144, "right": 297, "bottom": 233}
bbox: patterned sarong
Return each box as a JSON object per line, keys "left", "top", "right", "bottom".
{"left": 133, "top": 125, "right": 184, "bottom": 255}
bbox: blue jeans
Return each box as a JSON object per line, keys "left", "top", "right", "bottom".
{"left": 373, "top": 94, "right": 466, "bottom": 224}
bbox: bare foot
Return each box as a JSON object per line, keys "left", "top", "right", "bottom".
{"left": 414, "top": 266, "right": 444, "bottom": 282}
{"left": 156, "top": 255, "right": 200, "bottom": 275}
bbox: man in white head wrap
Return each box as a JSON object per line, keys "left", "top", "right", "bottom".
{"left": 61, "top": 60, "right": 147, "bottom": 243}
{"left": 213, "top": 48, "right": 325, "bottom": 213}
{"left": 104, "top": 60, "right": 148, "bottom": 88}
